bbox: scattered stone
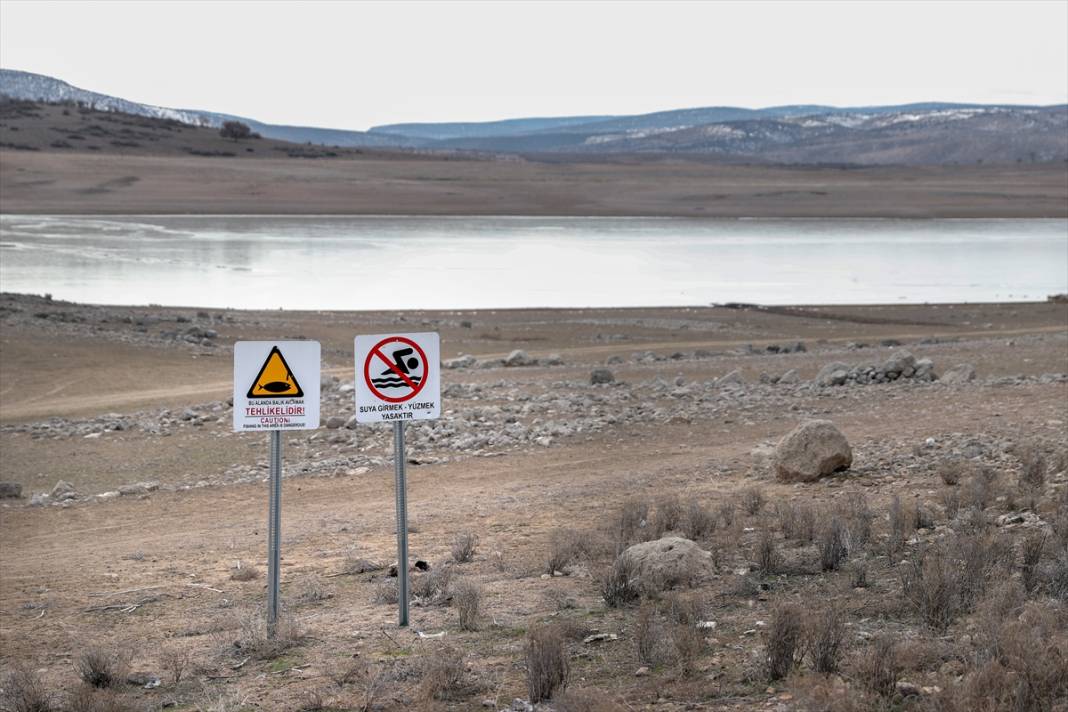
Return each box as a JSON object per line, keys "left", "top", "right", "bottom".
{"left": 717, "top": 369, "right": 745, "bottom": 387}
{"left": 118, "top": 483, "right": 149, "bottom": 497}
{"left": 30, "top": 493, "right": 49, "bottom": 507}
{"left": 325, "top": 416, "right": 346, "bottom": 429}
{"left": 504, "top": 350, "right": 532, "bottom": 367}
{"left": 773, "top": 420, "right": 853, "bottom": 483}
{"left": 344, "top": 415, "right": 359, "bottom": 430}
{"left": 777, "top": 369, "right": 800, "bottom": 385}
{"left": 940, "top": 363, "right": 976, "bottom": 385}
{"left": 543, "top": 353, "right": 564, "bottom": 366}
{"left": 620, "top": 536, "right": 711, "bottom": 588}
{"left": 583, "top": 633, "right": 618, "bottom": 644}
{"left": 895, "top": 681, "right": 922, "bottom": 697}
{"left": 97, "top": 491, "right": 120, "bottom": 501}
{"left": 0, "top": 482, "right": 22, "bottom": 498}
{"left": 634, "top": 666, "right": 650, "bottom": 677}
{"left": 50, "top": 480, "right": 77, "bottom": 501}
{"left": 443, "top": 354, "right": 477, "bottom": 369}
{"left": 590, "top": 368, "right": 615, "bottom": 385}
{"left": 815, "top": 362, "right": 851, "bottom": 387}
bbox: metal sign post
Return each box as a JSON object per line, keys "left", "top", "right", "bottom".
{"left": 354, "top": 332, "right": 441, "bottom": 629}
{"left": 393, "top": 421, "right": 410, "bottom": 627}
{"left": 267, "top": 430, "right": 283, "bottom": 636}
{"left": 233, "top": 341, "right": 321, "bottom": 640}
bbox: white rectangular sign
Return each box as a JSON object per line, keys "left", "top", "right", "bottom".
{"left": 233, "top": 341, "right": 321, "bottom": 431}
{"left": 354, "top": 332, "right": 441, "bottom": 423}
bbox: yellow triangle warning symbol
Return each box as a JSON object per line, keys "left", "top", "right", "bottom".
{"left": 247, "top": 346, "right": 304, "bottom": 398}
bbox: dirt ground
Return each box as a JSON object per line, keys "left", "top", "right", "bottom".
{"left": 1, "top": 297, "right": 1066, "bottom": 711}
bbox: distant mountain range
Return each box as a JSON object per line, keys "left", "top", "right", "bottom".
{"left": 3, "top": 68, "right": 1066, "bottom": 164}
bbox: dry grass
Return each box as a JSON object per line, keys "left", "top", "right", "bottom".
{"left": 756, "top": 530, "right": 779, "bottom": 575}
{"left": 900, "top": 544, "right": 962, "bottom": 631}
{"left": 450, "top": 531, "right": 479, "bottom": 564}
{"left": 652, "top": 494, "right": 683, "bottom": 536}
{"left": 75, "top": 648, "right": 126, "bottom": 689}
{"left": 778, "top": 502, "right": 816, "bottom": 543}
{"left": 230, "top": 611, "right": 303, "bottom": 660}
{"left": 740, "top": 487, "right": 765, "bottom": 516}
{"left": 451, "top": 578, "right": 482, "bottom": 631}
{"left": 411, "top": 565, "right": 452, "bottom": 602}
{"left": 718, "top": 501, "right": 736, "bottom": 528}
{"left": 939, "top": 459, "right": 966, "bottom": 485}
{"left": 228, "top": 560, "right": 259, "bottom": 581}
{"left": 1019, "top": 445, "right": 1047, "bottom": 491}
{"left": 763, "top": 603, "right": 803, "bottom": 680}
{"left": 159, "top": 645, "right": 191, "bottom": 686}
{"left": 1, "top": 665, "right": 55, "bottom": 712}
{"left": 525, "top": 624, "right": 571, "bottom": 702}
{"left": 614, "top": 498, "right": 650, "bottom": 547}
{"left": 547, "top": 528, "right": 586, "bottom": 573}
{"left": 373, "top": 577, "right": 399, "bottom": 605}
{"left": 65, "top": 686, "right": 139, "bottom": 712}
{"left": 600, "top": 555, "right": 641, "bottom": 608}
{"left": 803, "top": 606, "right": 846, "bottom": 673}
{"left": 1020, "top": 532, "right": 1046, "bottom": 594}
{"left": 682, "top": 500, "right": 716, "bottom": 540}
{"left": 419, "top": 646, "right": 472, "bottom": 702}
{"left": 818, "top": 517, "right": 848, "bottom": 571}
{"left": 851, "top": 635, "right": 900, "bottom": 698}
{"left": 553, "top": 689, "right": 628, "bottom": 712}
{"left": 634, "top": 604, "right": 660, "bottom": 665}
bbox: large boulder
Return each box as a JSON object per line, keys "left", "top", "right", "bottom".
{"left": 815, "top": 362, "right": 851, "bottom": 387}
{"left": 940, "top": 363, "right": 976, "bottom": 385}
{"left": 773, "top": 420, "right": 853, "bottom": 483}
{"left": 620, "top": 536, "right": 711, "bottom": 589}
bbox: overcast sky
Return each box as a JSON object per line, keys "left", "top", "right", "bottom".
{"left": 1, "top": 1, "right": 1065, "bottom": 130}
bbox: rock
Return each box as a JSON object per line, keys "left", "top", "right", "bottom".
{"left": 895, "top": 681, "right": 922, "bottom": 697}
{"left": 881, "top": 349, "right": 916, "bottom": 377}
{"left": 914, "top": 358, "right": 936, "bottom": 381}
{"left": 97, "top": 491, "right": 120, "bottom": 501}
{"left": 620, "top": 536, "right": 711, "bottom": 589}
{"left": 118, "top": 483, "right": 148, "bottom": 497}
{"left": 504, "top": 350, "right": 532, "bottom": 367}
{"left": 815, "top": 362, "right": 851, "bottom": 387}
{"left": 50, "top": 480, "right": 77, "bottom": 501}
{"left": 583, "top": 633, "right": 618, "bottom": 644}
{"left": 773, "top": 420, "right": 853, "bottom": 483}
{"left": 606, "top": 355, "right": 624, "bottom": 365}
{"left": 717, "top": 369, "right": 745, "bottom": 387}
{"left": 0, "top": 482, "right": 22, "bottom": 498}
{"left": 30, "top": 493, "right": 49, "bottom": 507}
{"left": 634, "top": 666, "right": 650, "bottom": 677}
{"left": 777, "top": 369, "right": 800, "bottom": 385}
{"left": 345, "top": 415, "right": 359, "bottom": 430}
{"left": 543, "top": 353, "right": 564, "bottom": 366}
{"left": 443, "top": 354, "right": 477, "bottom": 369}
{"left": 940, "top": 363, "right": 976, "bottom": 385}
{"left": 325, "top": 416, "right": 346, "bottom": 429}
{"left": 590, "top": 368, "right": 615, "bottom": 385}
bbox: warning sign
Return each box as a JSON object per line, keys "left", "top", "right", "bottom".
{"left": 354, "top": 332, "right": 440, "bottom": 423}
{"left": 233, "top": 341, "right": 320, "bottom": 431}
{"left": 248, "top": 346, "right": 305, "bottom": 399}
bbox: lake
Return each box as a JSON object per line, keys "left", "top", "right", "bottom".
{"left": 0, "top": 216, "right": 1065, "bottom": 309}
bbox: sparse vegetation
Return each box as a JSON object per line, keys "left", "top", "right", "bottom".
{"left": 741, "top": 486, "right": 765, "bottom": 516}
{"left": 756, "top": 530, "right": 779, "bottom": 575}
{"left": 525, "top": 624, "right": 570, "bottom": 702}
{"left": 76, "top": 648, "right": 125, "bottom": 689}
{"left": 451, "top": 531, "right": 479, "bottom": 563}
{"left": 1, "top": 665, "right": 54, "bottom": 712}
{"left": 599, "top": 555, "right": 641, "bottom": 607}
{"left": 452, "top": 578, "right": 482, "bottom": 630}
{"left": 763, "top": 603, "right": 803, "bottom": 680}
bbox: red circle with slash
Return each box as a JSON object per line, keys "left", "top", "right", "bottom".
{"left": 363, "top": 336, "right": 429, "bottom": 403}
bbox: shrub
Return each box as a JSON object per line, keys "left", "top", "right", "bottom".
{"left": 451, "top": 578, "right": 481, "bottom": 631}
{"left": 1020, "top": 532, "right": 1046, "bottom": 594}
{"left": 615, "top": 498, "right": 650, "bottom": 547}
{"left": 219, "top": 121, "right": 253, "bottom": 140}
{"left": 778, "top": 503, "right": 816, "bottom": 542}
{"left": 634, "top": 604, "right": 660, "bottom": 665}
{"left": 804, "top": 606, "right": 846, "bottom": 673}
{"left": 841, "top": 494, "right": 873, "bottom": 552}
{"left": 682, "top": 500, "right": 716, "bottom": 540}
{"left": 76, "top": 648, "right": 125, "bottom": 688}
{"left": 718, "top": 501, "right": 736, "bottom": 528}
{"left": 229, "top": 561, "right": 258, "bottom": 581}
{"left": 671, "top": 622, "right": 703, "bottom": 677}
{"left": 373, "top": 578, "right": 399, "bottom": 604}
{"left": 939, "top": 460, "right": 966, "bottom": 486}
{"left": 941, "top": 489, "right": 961, "bottom": 520}
{"left": 547, "top": 529, "right": 585, "bottom": 574}
{"left": 412, "top": 565, "right": 452, "bottom": 602}
{"left": 763, "top": 604, "right": 803, "bottom": 680}
{"left": 1, "top": 665, "right": 55, "bottom": 712}
{"left": 419, "top": 646, "right": 470, "bottom": 701}
{"left": 450, "top": 532, "right": 479, "bottom": 564}
{"left": 852, "top": 636, "right": 900, "bottom": 697}
{"left": 955, "top": 532, "right": 1008, "bottom": 609}
{"left": 65, "top": 686, "right": 138, "bottom": 712}
{"left": 232, "top": 611, "right": 303, "bottom": 660}
{"left": 741, "top": 487, "right": 765, "bottom": 516}
{"left": 652, "top": 494, "right": 683, "bottom": 536}
{"left": 756, "top": 530, "right": 779, "bottom": 575}
{"left": 600, "top": 556, "right": 641, "bottom": 608}
{"left": 818, "top": 517, "right": 848, "bottom": 571}
{"left": 885, "top": 496, "right": 911, "bottom": 560}
{"left": 159, "top": 645, "right": 191, "bottom": 686}
{"left": 961, "top": 470, "right": 995, "bottom": 511}
{"left": 900, "top": 545, "right": 961, "bottom": 631}
{"left": 849, "top": 560, "right": 868, "bottom": 588}
{"left": 1019, "top": 446, "right": 1047, "bottom": 491}
{"left": 525, "top": 624, "right": 570, "bottom": 702}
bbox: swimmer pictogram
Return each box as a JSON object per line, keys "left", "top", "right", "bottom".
{"left": 363, "top": 336, "right": 429, "bottom": 403}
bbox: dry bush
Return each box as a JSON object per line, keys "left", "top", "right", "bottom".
{"left": 973, "top": 580, "right": 1026, "bottom": 660}
{"left": 451, "top": 578, "right": 481, "bottom": 631}
{"left": 803, "top": 606, "right": 846, "bottom": 673}
{"left": 1019, "top": 446, "right": 1047, "bottom": 491}
{"left": 419, "top": 646, "right": 472, "bottom": 702}
{"left": 65, "top": 686, "right": 138, "bottom": 712}
{"left": 885, "top": 496, "right": 912, "bottom": 560}
{"left": 939, "top": 460, "right": 966, "bottom": 486}
{"left": 159, "top": 645, "right": 191, "bottom": 686}
{"left": 851, "top": 635, "right": 900, "bottom": 697}
{"left": 756, "top": 530, "right": 779, "bottom": 575}
{"left": 961, "top": 469, "right": 996, "bottom": 511}
{"left": 553, "top": 689, "right": 627, "bottom": 712}
{"left": 525, "top": 624, "right": 570, "bottom": 702}
{"left": 778, "top": 503, "right": 816, "bottom": 542}
{"left": 718, "top": 501, "right": 736, "bottom": 528}
{"left": 450, "top": 532, "right": 479, "bottom": 564}
{"left": 900, "top": 545, "right": 961, "bottom": 631}
{"left": 547, "top": 529, "right": 586, "bottom": 573}
{"left": 841, "top": 493, "right": 873, "bottom": 553}
{"left": 672, "top": 622, "right": 704, "bottom": 677}
{"left": 955, "top": 532, "right": 1009, "bottom": 610}
{"left": 682, "top": 500, "right": 716, "bottom": 540}
{"left": 763, "top": 603, "right": 803, "bottom": 680}
{"left": 341, "top": 551, "right": 383, "bottom": 575}
{"left": 76, "top": 648, "right": 126, "bottom": 689}
{"left": 849, "top": 560, "right": 868, "bottom": 589}
{"left": 373, "top": 577, "right": 399, "bottom": 605}
{"left": 1020, "top": 532, "right": 1046, "bottom": 594}
{"left": 1047, "top": 552, "right": 1068, "bottom": 600}
{"left": 293, "top": 576, "right": 330, "bottom": 605}
{"left": 740, "top": 487, "right": 765, "bottom": 516}
{"left": 1, "top": 665, "right": 55, "bottom": 712}
{"left": 992, "top": 604, "right": 1068, "bottom": 710}
{"left": 615, "top": 498, "right": 650, "bottom": 547}
{"left": 600, "top": 555, "right": 641, "bottom": 607}
{"left": 941, "top": 489, "right": 961, "bottom": 520}
{"left": 909, "top": 501, "right": 934, "bottom": 530}
{"left": 231, "top": 611, "right": 302, "bottom": 660}
{"left": 652, "top": 494, "right": 683, "bottom": 536}
{"left": 634, "top": 604, "right": 660, "bottom": 665}
{"left": 818, "top": 517, "right": 848, "bottom": 572}
{"left": 228, "top": 560, "right": 258, "bottom": 581}
{"left": 412, "top": 565, "right": 452, "bottom": 602}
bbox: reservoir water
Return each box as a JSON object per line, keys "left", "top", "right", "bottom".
{"left": 0, "top": 215, "right": 1065, "bottom": 309}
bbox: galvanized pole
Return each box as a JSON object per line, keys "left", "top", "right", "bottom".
{"left": 267, "top": 429, "right": 283, "bottom": 637}
{"left": 393, "top": 421, "right": 409, "bottom": 627}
